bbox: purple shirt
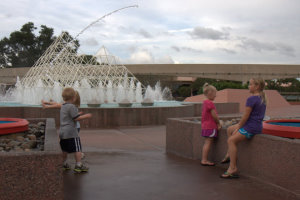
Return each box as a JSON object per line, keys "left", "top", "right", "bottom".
{"left": 242, "top": 96, "right": 266, "bottom": 134}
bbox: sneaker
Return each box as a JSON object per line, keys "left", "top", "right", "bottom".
{"left": 74, "top": 164, "right": 89, "bottom": 173}
{"left": 63, "top": 163, "right": 71, "bottom": 171}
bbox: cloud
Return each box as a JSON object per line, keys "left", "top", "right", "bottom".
{"left": 219, "top": 48, "right": 236, "bottom": 54}
{"left": 0, "top": 0, "right": 299, "bottom": 64}
{"left": 138, "top": 29, "right": 152, "bottom": 38}
{"left": 155, "top": 55, "right": 174, "bottom": 64}
{"left": 238, "top": 38, "right": 295, "bottom": 57}
{"left": 171, "top": 46, "right": 180, "bottom": 52}
{"left": 188, "top": 26, "right": 230, "bottom": 40}
{"left": 276, "top": 43, "right": 295, "bottom": 57}
{"left": 238, "top": 38, "right": 276, "bottom": 51}
{"left": 181, "top": 47, "right": 202, "bottom": 53}
{"left": 126, "top": 50, "right": 154, "bottom": 64}
{"left": 171, "top": 46, "right": 202, "bottom": 53}
{"left": 81, "top": 37, "right": 99, "bottom": 46}
{"left": 124, "top": 49, "right": 174, "bottom": 64}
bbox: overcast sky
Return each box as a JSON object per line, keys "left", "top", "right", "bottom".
{"left": 1, "top": 0, "right": 300, "bottom": 64}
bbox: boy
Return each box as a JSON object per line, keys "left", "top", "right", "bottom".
{"left": 60, "top": 87, "right": 92, "bottom": 173}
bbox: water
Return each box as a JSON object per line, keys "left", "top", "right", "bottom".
{"left": 0, "top": 121, "right": 17, "bottom": 124}
{"left": 0, "top": 101, "right": 182, "bottom": 108}
{"left": 269, "top": 122, "right": 300, "bottom": 127}
{"left": 0, "top": 77, "right": 173, "bottom": 105}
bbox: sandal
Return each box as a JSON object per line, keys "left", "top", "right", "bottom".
{"left": 221, "top": 157, "right": 230, "bottom": 164}
{"left": 220, "top": 171, "right": 239, "bottom": 179}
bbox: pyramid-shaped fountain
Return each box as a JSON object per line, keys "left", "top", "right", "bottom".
{"left": 16, "top": 32, "right": 144, "bottom": 104}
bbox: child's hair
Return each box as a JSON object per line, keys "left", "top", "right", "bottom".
{"left": 251, "top": 78, "right": 267, "bottom": 105}
{"left": 74, "top": 91, "right": 81, "bottom": 108}
{"left": 203, "top": 83, "right": 216, "bottom": 96}
{"left": 62, "top": 87, "right": 76, "bottom": 101}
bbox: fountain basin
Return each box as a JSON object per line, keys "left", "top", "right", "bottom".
{"left": 141, "top": 102, "right": 154, "bottom": 106}
{"left": 87, "top": 103, "right": 101, "bottom": 108}
{"left": 0, "top": 118, "right": 29, "bottom": 135}
{"left": 263, "top": 119, "right": 300, "bottom": 139}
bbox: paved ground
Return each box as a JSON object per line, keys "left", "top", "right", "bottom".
{"left": 63, "top": 126, "right": 298, "bottom": 200}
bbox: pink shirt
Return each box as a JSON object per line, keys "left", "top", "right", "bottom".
{"left": 201, "top": 99, "right": 218, "bottom": 130}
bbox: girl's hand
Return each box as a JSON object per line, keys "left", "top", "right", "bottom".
{"left": 217, "top": 123, "right": 222, "bottom": 130}
{"left": 78, "top": 111, "right": 83, "bottom": 115}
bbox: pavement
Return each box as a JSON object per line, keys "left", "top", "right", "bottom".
{"left": 63, "top": 126, "right": 298, "bottom": 200}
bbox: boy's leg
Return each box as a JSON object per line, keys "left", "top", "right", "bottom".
{"left": 62, "top": 152, "right": 68, "bottom": 162}
{"left": 75, "top": 152, "right": 82, "bottom": 164}
{"left": 201, "top": 138, "right": 215, "bottom": 165}
{"left": 62, "top": 152, "right": 71, "bottom": 170}
{"left": 73, "top": 137, "right": 89, "bottom": 173}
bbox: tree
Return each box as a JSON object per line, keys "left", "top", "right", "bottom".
{"left": 0, "top": 22, "right": 81, "bottom": 68}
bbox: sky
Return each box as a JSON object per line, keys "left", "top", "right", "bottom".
{"left": 0, "top": 0, "right": 300, "bottom": 64}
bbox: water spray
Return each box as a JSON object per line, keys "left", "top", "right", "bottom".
{"left": 75, "top": 5, "right": 138, "bottom": 39}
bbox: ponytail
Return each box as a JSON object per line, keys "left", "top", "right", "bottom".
{"left": 203, "top": 83, "right": 216, "bottom": 95}
{"left": 252, "top": 78, "right": 267, "bottom": 105}
{"left": 259, "top": 91, "right": 267, "bottom": 105}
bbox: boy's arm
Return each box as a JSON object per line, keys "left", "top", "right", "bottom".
{"left": 42, "top": 102, "right": 62, "bottom": 109}
{"left": 238, "top": 107, "right": 252, "bottom": 128}
{"left": 75, "top": 113, "right": 92, "bottom": 121}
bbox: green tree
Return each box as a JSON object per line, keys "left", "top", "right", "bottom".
{"left": 0, "top": 22, "right": 82, "bottom": 68}
{"left": 177, "top": 86, "right": 192, "bottom": 97}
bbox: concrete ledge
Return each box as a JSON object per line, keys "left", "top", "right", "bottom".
{"left": 166, "top": 116, "right": 300, "bottom": 198}
{"left": 0, "top": 118, "right": 63, "bottom": 200}
{"left": 0, "top": 102, "right": 239, "bottom": 128}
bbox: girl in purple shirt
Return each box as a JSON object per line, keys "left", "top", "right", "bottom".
{"left": 221, "top": 78, "right": 267, "bottom": 179}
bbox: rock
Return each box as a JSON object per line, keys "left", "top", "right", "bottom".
{"left": 24, "top": 140, "right": 37, "bottom": 149}
{"left": 16, "top": 136, "right": 25, "bottom": 142}
{"left": 27, "top": 134, "right": 36, "bottom": 141}
{"left": 37, "top": 122, "right": 45, "bottom": 127}
{"left": 7, "top": 141, "right": 21, "bottom": 148}
{"left": 39, "top": 145, "right": 44, "bottom": 150}
{"left": 29, "top": 123, "right": 38, "bottom": 128}
{"left": 3, "top": 139, "right": 11, "bottom": 143}
{"left": 24, "top": 149, "right": 31, "bottom": 152}
{"left": 14, "top": 147, "right": 23, "bottom": 152}
{"left": 5, "top": 146, "right": 11, "bottom": 151}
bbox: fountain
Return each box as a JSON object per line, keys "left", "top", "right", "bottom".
{"left": 0, "top": 4, "right": 175, "bottom": 107}
{"left": 0, "top": 5, "right": 193, "bottom": 128}
{"left": 0, "top": 35, "right": 174, "bottom": 106}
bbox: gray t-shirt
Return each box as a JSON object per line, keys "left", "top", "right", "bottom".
{"left": 59, "top": 103, "right": 80, "bottom": 139}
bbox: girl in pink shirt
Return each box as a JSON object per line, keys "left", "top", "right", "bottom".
{"left": 201, "top": 83, "right": 221, "bottom": 166}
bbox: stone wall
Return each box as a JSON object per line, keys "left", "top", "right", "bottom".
{"left": 0, "top": 118, "right": 63, "bottom": 200}
{"left": 166, "top": 116, "right": 300, "bottom": 199}
{"left": 0, "top": 103, "right": 239, "bottom": 128}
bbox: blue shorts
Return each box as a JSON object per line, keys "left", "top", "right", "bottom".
{"left": 238, "top": 128, "right": 254, "bottom": 139}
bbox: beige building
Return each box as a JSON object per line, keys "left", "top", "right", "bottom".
{"left": 0, "top": 64, "right": 299, "bottom": 85}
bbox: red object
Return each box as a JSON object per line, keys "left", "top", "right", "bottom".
{"left": 263, "top": 119, "right": 300, "bottom": 139}
{"left": 0, "top": 118, "right": 29, "bottom": 135}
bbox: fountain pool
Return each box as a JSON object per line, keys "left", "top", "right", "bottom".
{"left": 263, "top": 119, "right": 300, "bottom": 139}
{"left": 0, "top": 118, "right": 29, "bottom": 135}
